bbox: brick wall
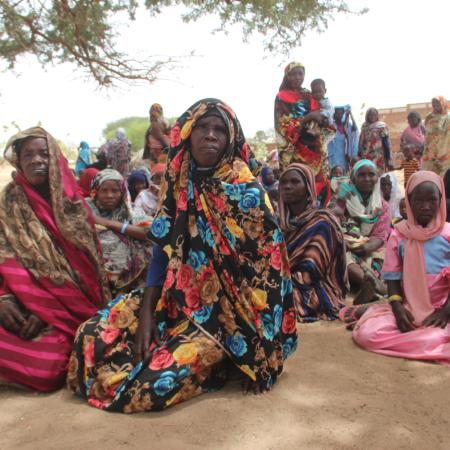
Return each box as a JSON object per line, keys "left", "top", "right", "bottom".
{"left": 378, "top": 102, "right": 433, "bottom": 153}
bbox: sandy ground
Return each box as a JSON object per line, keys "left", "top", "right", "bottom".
{"left": 1, "top": 164, "right": 447, "bottom": 449}
{"left": 2, "top": 321, "right": 450, "bottom": 450}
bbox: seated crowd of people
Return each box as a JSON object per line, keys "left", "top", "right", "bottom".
{"left": 0, "top": 62, "right": 449, "bottom": 414}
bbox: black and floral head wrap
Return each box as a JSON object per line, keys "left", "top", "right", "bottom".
{"left": 148, "top": 98, "right": 298, "bottom": 389}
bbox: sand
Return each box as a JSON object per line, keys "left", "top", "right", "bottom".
{"left": 1, "top": 321, "right": 450, "bottom": 450}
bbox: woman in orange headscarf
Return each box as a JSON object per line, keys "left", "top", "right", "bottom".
{"left": 421, "top": 96, "right": 449, "bottom": 176}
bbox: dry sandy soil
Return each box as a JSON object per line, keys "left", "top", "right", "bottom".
{"left": 1, "top": 165, "right": 448, "bottom": 449}
{"left": 2, "top": 321, "right": 450, "bottom": 450}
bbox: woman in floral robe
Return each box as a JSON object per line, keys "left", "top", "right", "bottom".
{"left": 68, "top": 98, "right": 298, "bottom": 413}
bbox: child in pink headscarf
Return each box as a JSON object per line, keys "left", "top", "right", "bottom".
{"left": 346, "top": 171, "right": 450, "bottom": 364}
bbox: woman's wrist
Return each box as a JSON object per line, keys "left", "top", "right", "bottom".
{"left": 390, "top": 300, "right": 403, "bottom": 310}
{"left": 120, "top": 221, "right": 129, "bottom": 235}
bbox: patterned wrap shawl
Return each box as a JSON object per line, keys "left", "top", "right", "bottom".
{"left": 86, "top": 168, "right": 150, "bottom": 293}
{"left": 274, "top": 62, "right": 331, "bottom": 204}
{"left": 358, "top": 111, "right": 391, "bottom": 173}
{"left": 148, "top": 98, "right": 298, "bottom": 388}
{"left": 422, "top": 96, "right": 450, "bottom": 176}
{"left": 337, "top": 159, "right": 383, "bottom": 235}
{"left": 279, "top": 164, "right": 348, "bottom": 320}
{"left": 0, "top": 127, "right": 110, "bottom": 336}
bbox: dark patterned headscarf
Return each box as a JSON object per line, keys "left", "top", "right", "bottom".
{"left": 2, "top": 127, "right": 110, "bottom": 308}
{"left": 87, "top": 168, "right": 131, "bottom": 223}
{"left": 148, "top": 98, "right": 297, "bottom": 390}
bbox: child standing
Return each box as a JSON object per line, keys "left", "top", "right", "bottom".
{"left": 401, "top": 148, "right": 420, "bottom": 188}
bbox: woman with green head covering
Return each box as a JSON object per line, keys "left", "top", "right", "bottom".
{"left": 334, "top": 159, "right": 391, "bottom": 304}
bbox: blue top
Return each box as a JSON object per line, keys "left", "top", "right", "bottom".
{"left": 75, "top": 141, "right": 91, "bottom": 176}
{"left": 146, "top": 244, "right": 169, "bottom": 287}
{"left": 382, "top": 231, "right": 450, "bottom": 281}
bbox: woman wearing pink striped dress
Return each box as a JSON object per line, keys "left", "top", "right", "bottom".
{"left": 0, "top": 127, "right": 109, "bottom": 392}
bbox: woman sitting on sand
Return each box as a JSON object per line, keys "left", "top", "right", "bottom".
{"left": 86, "top": 169, "right": 151, "bottom": 296}
{"left": 68, "top": 98, "right": 298, "bottom": 413}
{"left": 334, "top": 160, "right": 390, "bottom": 304}
{"left": 343, "top": 171, "right": 450, "bottom": 365}
{"left": 0, "top": 127, "right": 109, "bottom": 392}
{"left": 279, "top": 163, "right": 348, "bottom": 322}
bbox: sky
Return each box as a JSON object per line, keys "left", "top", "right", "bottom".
{"left": 0, "top": 0, "right": 449, "bottom": 148}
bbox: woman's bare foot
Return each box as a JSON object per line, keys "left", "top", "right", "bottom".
{"left": 353, "top": 274, "right": 377, "bottom": 305}
{"left": 242, "top": 378, "right": 270, "bottom": 395}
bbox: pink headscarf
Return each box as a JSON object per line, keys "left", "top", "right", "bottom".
{"left": 395, "top": 171, "right": 447, "bottom": 323}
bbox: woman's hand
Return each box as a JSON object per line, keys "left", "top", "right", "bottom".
{"left": 302, "top": 111, "right": 322, "bottom": 123}
{"left": 354, "top": 238, "right": 383, "bottom": 257}
{"left": 0, "top": 299, "right": 27, "bottom": 335}
{"left": 423, "top": 308, "right": 450, "bottom": 329}
{"left": 20, "top": 314, "right": 45, "bottom": 340}
{"left": 391, "top": 301, "right": 416, "bottom": 333}
{"left": 352, "top": 244, "right": 367, "bottom": 257}
{"left": 134, "top": 287, "right": 162, "bottom": 363}
{"left": 134, "top": 312, "right": 159, "bottom": 363}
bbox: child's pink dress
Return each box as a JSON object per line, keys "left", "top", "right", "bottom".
{"left": 353, "top": 224, "right": 450, "bottom": 364}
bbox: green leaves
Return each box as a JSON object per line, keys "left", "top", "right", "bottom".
{"left": 0, "top": 1, "right": 365, "bottom": 86}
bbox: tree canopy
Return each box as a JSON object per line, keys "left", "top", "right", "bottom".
{"left": 0, "top": 1, "right": 365, "bottom": 87}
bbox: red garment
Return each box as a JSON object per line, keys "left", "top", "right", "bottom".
{"left": 0, "top": 128, "right": 108, "bottom": 391}
{"left": 77, "top": 168, "right": 99, "bottom": 197}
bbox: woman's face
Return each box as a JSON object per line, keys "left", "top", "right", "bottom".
{"left": 280, "top": 170, "right": 308, "bottom": 205}
{"left": 264, "top": 168, "right": 275, "bottom": 185}
{"left": 409, "top": 181, "right": 441, "bottom": 227}
{"left": 407, "top": 113, "right": 421, "bottom": 128}
{"left": 331, "top": 166, "right": 344, "bottom": 178}
{"left": 354, "top": 165, "right": 378, "bottom": 195}
{"left": 134, "top": 180, "right": 147, "bottom": 195}
{"left": 366, "top": 109, "right": 378, "bottom": 124}
{"left": 432, "top": 98, "right": 443, "bottom": 114}
{"left": 96, "top": 180, "right": 122, "bottom": 211}
{"left": 286, "top": 67, "right": 305, "bottom": 90}
{"left": 190, "top": 115, "right": 228, "bottom": 168}
{"left": 18, "top": 137, "right": 49, "bottom": 187}
{"left": 380, "top": 176, "right": 392, "bottom": 200}
{"left": 334, "top": 108, "right": 344, "bottom": 124}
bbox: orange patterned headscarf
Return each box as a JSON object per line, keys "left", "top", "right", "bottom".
{"left": 432, "top": 96, "right": 448, "bottom": 115}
